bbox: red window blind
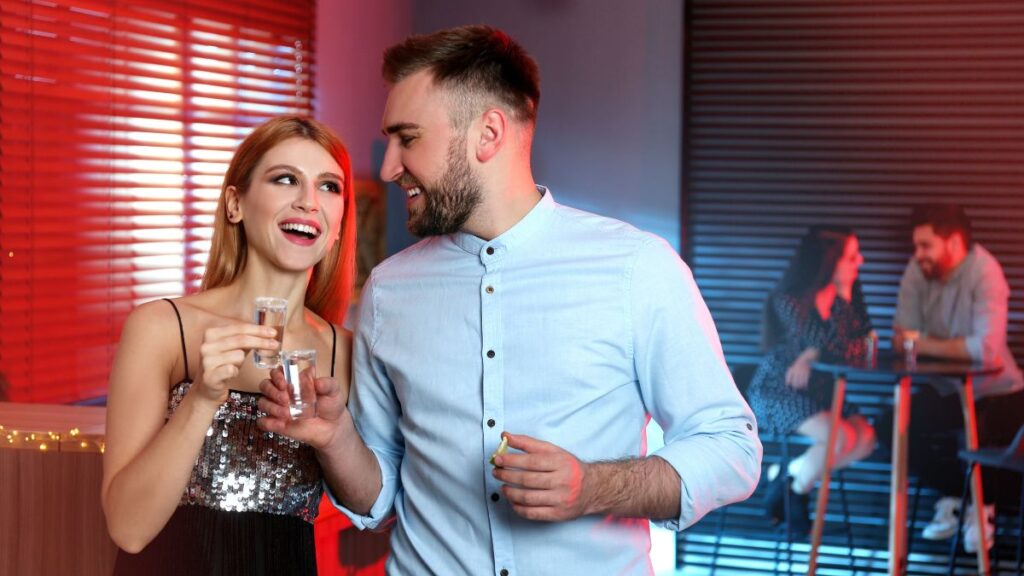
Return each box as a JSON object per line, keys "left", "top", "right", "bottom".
{"left": 0, "top": 0, "right": 316, "bottom": 403}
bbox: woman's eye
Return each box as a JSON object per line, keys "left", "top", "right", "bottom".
{"left": 273, "top": 174, "right": 297, "bottom": 185}
{"left": 320, "top": 181, "right": 341, "bottom": 194}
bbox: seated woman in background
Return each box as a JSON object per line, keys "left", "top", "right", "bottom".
{"left": 101, "top": 116, "right": 357, "bottom": 574}
{"left": 747, "top": 225, "right": 876, "bottom": 534}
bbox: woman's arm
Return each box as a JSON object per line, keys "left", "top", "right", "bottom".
{"left": 785, "top": 347, "right": 819, "bottom": 390}
{"left": 101, "top": 302, "right": 279, "bottom": 553}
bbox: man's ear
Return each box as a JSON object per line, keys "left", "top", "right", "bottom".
{"left": 225, "top": 185, "right": 243, "bottom": 223}
{"left": 474, "top": 108, "right": 507, "bottom": 163}
{"left": 949, "top": 231, "right": 967, "bottom": 254}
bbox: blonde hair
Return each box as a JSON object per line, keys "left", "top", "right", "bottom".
{"left": 201, "top": 116, "right": 357, "bottom": 324}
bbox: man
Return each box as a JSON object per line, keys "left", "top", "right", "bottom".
{"left": 891, "top": 203, "right": 1024, "bottom": 552}
{"left": 261, "top": 25, "right": 761, "bottom": 575}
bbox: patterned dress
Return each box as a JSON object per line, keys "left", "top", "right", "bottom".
{"left": 748, "top": 292, "right": 872, "bottom": 435}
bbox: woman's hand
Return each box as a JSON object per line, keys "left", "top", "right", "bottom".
{"left": 785, "top": 358, "right": 811, "bottom": 389}
{"left": 196, "top": 323, "right": 280, "bottom": 405}
{"left": 785, "top": 347, "right": 818, "bottom": 390}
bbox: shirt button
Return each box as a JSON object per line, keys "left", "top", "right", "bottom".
{"left": 746, "top": 423, "right": 753, "bottom": 431}
{"left": 500, "top": 570, "right": 509, "bottom": 576}
{"left": 487, "top": 350, "right": 495, "bottom": 358}
{"left": 485, "top": 286, "right": 494, "bottom": 294}
{"left": 487, "top": 418, "right": 496, "bottom": 427}
{"left": 491, "top": 492, "right": 500, "bottom": 502}
{"left": 486, "top": 247, "right": 495, "bottom": 255}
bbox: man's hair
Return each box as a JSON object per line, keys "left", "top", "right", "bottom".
{"left": 910, "top": 203, "right": 973, "bottom": 247}
{"left": 382, "top": 25, "right": 540, "bottom": 129}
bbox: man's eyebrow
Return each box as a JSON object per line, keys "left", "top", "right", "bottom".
{"left": 382, "top": 122, "right": 420, "bottom": 136}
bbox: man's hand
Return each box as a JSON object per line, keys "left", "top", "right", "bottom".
{"left": 492, "top": 432, "right": 590, "bottom": 522}
{"left": 257, "top": 367, "right": 347, "bottom": 451}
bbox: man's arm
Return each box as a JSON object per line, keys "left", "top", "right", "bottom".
{"left": 257, "top": 369, "right": 383, "bottom": 515}
{"left": 494, "top": 435, "right": 679, "bottom": 521}
{"left": 495, "top": 239, "right": 761, "bottom": 526}
{"left": 259, "top": 272, "right": 403, "bottom": 527}
{"left": 630, "top": 239, "right": 761, "bottom": 528}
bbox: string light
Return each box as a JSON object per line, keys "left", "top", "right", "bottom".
{"left": 0, "top": 424, "right": 103, "bottom": 452}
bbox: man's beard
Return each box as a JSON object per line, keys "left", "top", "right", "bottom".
{"left": 918, "top": 258, "right": 939, "bottom": 279}
{"left": 407, "top": 134, "right": 482, "bottom": 237}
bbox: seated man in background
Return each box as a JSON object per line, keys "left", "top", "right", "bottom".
{"left": 888, "top": 203, "right": 1024, "bottom": 552}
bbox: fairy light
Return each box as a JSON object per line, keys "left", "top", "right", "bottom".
{"left": 0, "top": 424, "right": 103, "bottom": 452}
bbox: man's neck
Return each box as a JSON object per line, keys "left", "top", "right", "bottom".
{"left": 461, "top": 173, "right": 541, "bottom": 241}
{"left": 939, "top": 245, "right": 970, "bottom": 282}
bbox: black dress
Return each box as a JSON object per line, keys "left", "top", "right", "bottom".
{"left": 747, "top": 292, "right": 872, "bottom": 435}
{"left": 112, "top": 299, "right": 333, "bottom": 576}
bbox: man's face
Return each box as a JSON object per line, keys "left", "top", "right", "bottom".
{"left": 379, "top": 70, "right": 482, "bottom": 237}
{"left": 912, "top": 224, "right": 956, "bottom": 279}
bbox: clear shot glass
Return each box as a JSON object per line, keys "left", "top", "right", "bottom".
{"left": 253, "top": 297, "right": 287, "bottom": 368}
{"left": 282, "top": 349, "right": 317, "bottom": 419}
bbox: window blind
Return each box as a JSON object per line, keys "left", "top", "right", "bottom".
{"left": 680, "top": 1, "right": 1024, "bottom": 573}
{"left": 0, "top": 0, "right": 316, "bottom": 403}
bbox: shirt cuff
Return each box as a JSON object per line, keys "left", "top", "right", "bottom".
{"left": 326, "top": 447, "right": 397, "bottom": 530}
{"left": 964, "top": 335, "right": 984, "bottom": 363}
{"left": 649, "top": 444, "right": 714, "bottom": 531}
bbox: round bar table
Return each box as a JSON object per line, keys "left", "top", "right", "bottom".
{"left": 810, "top": 353, "right": 1001, "bottom": 576}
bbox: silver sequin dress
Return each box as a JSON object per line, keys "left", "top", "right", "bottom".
{"left": 113, "top": 299, "right": 329, "bottom": 575}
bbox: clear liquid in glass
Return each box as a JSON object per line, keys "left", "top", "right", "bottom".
{"left": 282, "top": 349, "right": 317, "bottom": 419}
{"left": 253, "top": 297, "right": 287, "bottom": 368}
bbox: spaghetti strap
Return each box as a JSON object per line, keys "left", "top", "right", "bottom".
{"left": 329, "top": 323, "right": 337, "bottom": 378}
{"left": 162, "top": 298, "right": 192, "bottom": 383}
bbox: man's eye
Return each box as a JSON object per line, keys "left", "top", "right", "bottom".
{"left": 399, "top": 135, "right": 416, "bottom": 147}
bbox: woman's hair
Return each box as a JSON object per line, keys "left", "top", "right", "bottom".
{"left": 200, "top": 115, "right": 357, "bottom": 325}
{"left": 762, "top": 225, "right": 866, "bottom": 349}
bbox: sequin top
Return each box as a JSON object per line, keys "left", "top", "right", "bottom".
{"left": 168, "top": 381, "right": 323, "bottom": 522}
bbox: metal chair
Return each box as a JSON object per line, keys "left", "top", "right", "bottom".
{"left": 948, "top": 424, "right": 1024, "bottom": 576}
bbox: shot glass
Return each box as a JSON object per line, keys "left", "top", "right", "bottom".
{"left": 902, "top": 330, "right": 920, "bottom": 369}
{"left": 282, "top": 349, "right": 317, "bottom": 419}
{"left": 863, "top": 333, "right": 878, "bottom": 368}
{"left": 253, "top": 297, "right": 287, "bottom": 368}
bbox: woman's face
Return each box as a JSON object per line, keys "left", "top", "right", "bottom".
{"left": 832, "top": 235, "right": 863, "bottom": 291}
{"left": 231, "top": 137, "right": 345, "bottom": 272}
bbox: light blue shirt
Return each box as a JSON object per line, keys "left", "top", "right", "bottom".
{"left": 340, "top": 189, "right": 761, "bottom": 575}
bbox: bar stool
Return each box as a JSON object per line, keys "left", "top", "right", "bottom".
{"left": 948, "top": 424, "right": 1024, "bottom": 576}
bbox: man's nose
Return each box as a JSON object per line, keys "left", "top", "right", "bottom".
{"left": 380, "top": 141, "right": 403, "bottom": 182}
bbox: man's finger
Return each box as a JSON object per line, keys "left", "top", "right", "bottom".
{"left": 510, "top": 504, "right": 561, "bottom": 522}
{"left": 503, "top": 432, "right": 558, "bottom": 454}
{"left": 314, "top": 376, "right": 339, "bottom": 396}
{"left": 493, "top": 467, "right": 557, "bottom": 489}
{"left": 502, "top": 485, "right": 557, "bottom": 507}
{"left": 258, "top": 396, "right": 291, "bottom": 419}
{"left": 495, "top": 451, "right": 560, "bottom": 472}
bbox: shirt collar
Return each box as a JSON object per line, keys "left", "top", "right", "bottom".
{"left": 451, "top": 185, "right": 556, "bottom": 257}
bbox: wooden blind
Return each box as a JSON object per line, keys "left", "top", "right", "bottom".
{"left": 0, "top": 0, "right": 316, "bottom": 403}
{"left": 681, "top": 1, "right": 1024, "bottom": 573}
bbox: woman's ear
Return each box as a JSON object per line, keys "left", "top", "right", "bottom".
{"left": 225, "top": 185, "right": 243, "bottom": 223}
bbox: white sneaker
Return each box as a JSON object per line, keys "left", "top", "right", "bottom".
{"left": 922, "top": 496, "right": 961, "bottom": 540}
{"left": 962, "top": 503, "right": 995, "bottom": 553}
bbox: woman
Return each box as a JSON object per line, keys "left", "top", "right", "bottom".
{"left": 102, "top": 116, "right": 357, "bottom": 574}
{"left": 747, "top": 226, "right": 876, "bottom": 533}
